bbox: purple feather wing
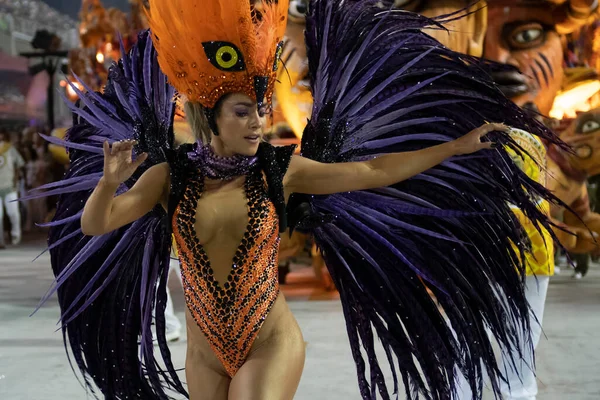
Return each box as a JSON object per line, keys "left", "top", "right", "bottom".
{"left": 294, "top": 2, "right": 563, "bottom": 400}
{"left": 27, "top": 31, "right": 186, "bottom": 399}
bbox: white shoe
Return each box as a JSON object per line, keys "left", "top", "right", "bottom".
{"left": 11, "top": 234, "right": 21, "bottom": 245}
{"left": 165, "top": 329, "right": 181, "bottom": 343}
{"left": 573, "top": 272, "right": 583, "bottom": 280}
{"left": 554, "top": 266, "right": 561, "bottom": 275}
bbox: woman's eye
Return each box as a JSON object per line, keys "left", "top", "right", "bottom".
{"left": 259, "top": 105, "right": 272, "bottom": 117}
{"left": 235, "top": 111, "right": 249, "bottom": 117}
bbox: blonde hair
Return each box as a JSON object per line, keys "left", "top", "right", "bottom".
{"left": 184, "top": 101, "right": 212, "bottom": 144}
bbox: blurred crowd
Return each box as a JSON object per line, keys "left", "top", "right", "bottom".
{"left": 0, "top": 124, "right": 65, "bottom": 249}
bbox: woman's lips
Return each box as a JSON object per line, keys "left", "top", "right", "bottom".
{"left": 245, "top": 135, "right": 260, "bottom": 143}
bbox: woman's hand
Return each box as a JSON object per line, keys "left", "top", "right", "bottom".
{"left": 102, "top": 140, "right": 148, "bottom": 186}
{"left": 452, "top": 123, "right": 509, "bottom": 155}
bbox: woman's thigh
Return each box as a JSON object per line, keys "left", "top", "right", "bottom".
{"left": 186, "top": 350, "right": 231, "bottom": 400}
{"left": 228, "top": 325, "right": 306, "bottom": 400}
{"left": 185, "top": 310, "right": 231, "bottom": 400}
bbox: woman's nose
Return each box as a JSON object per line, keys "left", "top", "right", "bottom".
{"left": 248, "top": 110, "right": 262, "bottom": 129}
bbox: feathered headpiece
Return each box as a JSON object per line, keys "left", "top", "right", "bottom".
{"left": 146, "top": 0, "right": 288, "bottom": 110}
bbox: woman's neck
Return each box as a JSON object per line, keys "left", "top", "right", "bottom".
{"left": 210, "top": 137, "right": 235, "bottom": 158}
{"left": 188, "top": 140, "right": 258, "bottom": 181}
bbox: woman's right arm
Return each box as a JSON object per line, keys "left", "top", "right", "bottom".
{"left": 80, "top": 140, "right": 169, "bottom": 236}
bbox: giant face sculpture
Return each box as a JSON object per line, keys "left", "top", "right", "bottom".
{"left": 560, "top": 107, "right": 600, "bottom": 177}
{"left": 544, "top": 107, "right": 600, "bottom": 253}
{"left": 413, "top": 0, "right": 488, "bottom": 57}
{"left": 484, "top": 3, "right": 564, "bottom": 115}
{"left": 275, "top": 0, "right": 488, "bottom": 138}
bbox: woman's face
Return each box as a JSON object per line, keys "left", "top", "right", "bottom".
{"left": 213, "top": 93, "right": 269, "bottom": 157}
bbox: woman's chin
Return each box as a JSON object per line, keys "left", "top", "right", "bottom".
{"left": 237, "top": 143, "right": 260, "bottom": 156}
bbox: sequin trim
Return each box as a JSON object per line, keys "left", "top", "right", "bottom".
{"left": 172, "top": 168, "right": 280, "bottom": 377}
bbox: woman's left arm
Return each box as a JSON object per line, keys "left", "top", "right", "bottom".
{"left": 285, "top": 123, "right": 506, "bottom": 195}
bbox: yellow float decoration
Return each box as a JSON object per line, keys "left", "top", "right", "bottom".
{"left": 49, "top": 128, "right": 69, "bottom": 165}
{"left": 507, "top": 129, "right": 554, "bottom": 276}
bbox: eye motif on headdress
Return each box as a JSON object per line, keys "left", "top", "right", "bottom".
{"left": 273, "top": 41, "right": 284, "bottom": 72}
{"left": 147, "top": 0, "right": 289, "bottom": 109}
{"left": 203, "top": 42, "right": 246, "bottom": 72}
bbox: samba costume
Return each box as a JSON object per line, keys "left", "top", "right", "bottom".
{"left": 27, "top": 0, "right": 567, "bottom": 399}
{"left": 172, "top": 145, "right": 294, "bottom": 377}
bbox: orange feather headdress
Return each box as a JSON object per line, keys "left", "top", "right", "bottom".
{"left": 146, "top": 0, "right": 289, "bottom": 109}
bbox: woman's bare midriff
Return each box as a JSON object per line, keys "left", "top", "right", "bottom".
{"left": 185, "top": 292, "right": 303, "bottom": 375}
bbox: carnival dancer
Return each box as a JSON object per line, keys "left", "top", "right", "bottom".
{"left": 27, "top": 1, "right": 564, "bottom": 399}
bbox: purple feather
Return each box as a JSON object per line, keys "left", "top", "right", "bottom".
{"left": 24, "top": 30, "right": 186, "bottom": 399}
{"left": 36, "top": 212, "right": 83, "bottom": 227}
{"left": 293, "top": 1, "right": 566, "bottom": 399}
{"left": 38, "top": 134, "right": 103, "bottom": 153}
{"left": 346, "top": 47, "right": 438, "bottom": 116}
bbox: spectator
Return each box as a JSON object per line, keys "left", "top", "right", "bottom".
{"left": 23, "top": 145, "right": 49, "bottom": 230}
{"left": 0, "top": 129, "right": 25, "bottom": 248}
{"left": 32, "top": 129, "right": 49, "bottom": 161}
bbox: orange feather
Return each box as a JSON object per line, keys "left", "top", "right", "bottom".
{"left": 146, "top": 0, "right": 289, "bottom": 108}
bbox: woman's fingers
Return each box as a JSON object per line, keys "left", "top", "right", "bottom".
{"left": 107, "top": 140, "right": 145, "bottom": 170}
{"left": 110, "top": 140, "right": 137, "bottom": 156}
{"left": 470, "top": 123, "right": 509, "bottom": 152}
{"left": 110, "top": 141, "right": 121, "bottom": 156}
{"left": 132, "top": 152, "right": 148, "bottom": 169}
{"left": 479, "top": 122, "right": 509, "bottom": 136}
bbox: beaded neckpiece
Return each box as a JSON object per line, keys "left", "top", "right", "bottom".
{"left": 187, "top": 141, "right": 258, "bottom": 180}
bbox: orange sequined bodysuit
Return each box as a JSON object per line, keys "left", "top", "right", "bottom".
{"left": 172, "top": 167, "right": 281, "bottom": 377}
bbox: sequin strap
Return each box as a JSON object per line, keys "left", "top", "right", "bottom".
{"left": 257, "top": 142, "right": 297, "bottom": 232}
{"left": 167, "top": 144, "right": 196, "bottom": 224}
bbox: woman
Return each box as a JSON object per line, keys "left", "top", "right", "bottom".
{"left": 31, "top": 1, "right": 561, "bottom": 399}
{"left": 83, "top": 90, "right": 500, "bottom": 399}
